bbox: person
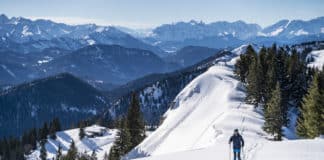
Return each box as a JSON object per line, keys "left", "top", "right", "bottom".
{"left": 229, "top": 129, "right": 244, "bottom": 160}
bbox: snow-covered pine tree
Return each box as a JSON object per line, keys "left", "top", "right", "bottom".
{"left": 263, "top": 83, "right": 283, "bottom": 141}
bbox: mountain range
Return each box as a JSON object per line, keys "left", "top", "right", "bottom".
{"left": 1, "top": 14, "right": 323, "bottom": 88}
{"left": 138, "top": 17, "right": 324, "bottom": 51}
{"left": 1, "top": 14, "right": 323, "bottom": 53}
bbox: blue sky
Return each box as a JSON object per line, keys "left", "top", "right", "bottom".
{"left": 0, "top": 0, "right": 323, "bottom": 28}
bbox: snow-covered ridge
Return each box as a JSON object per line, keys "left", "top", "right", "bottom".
{"left": 27, "top": 125, "right": 117, "bottom": 160}
{"left": 126, "top": 45, "right": 324, "bottom": 160}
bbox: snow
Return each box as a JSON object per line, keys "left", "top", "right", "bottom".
{"left": 231, "top": 44, "right": 249, "bottom": 56}
{"left": 284, "top": 20, "right": 291, "bottom": 28}
{"left": 270, "top": 27, "right": 283, "bottom": 36}
{"left": 257, "top": 32, "right": 267, "bottom": 37}
{"left": 31, "top": 105, "right": 39, "bottom": 117}
{"left": 60, "top": 103, "right": 98, "bottom": 115}
{"left": 143, "top": 84, "right": 163, "bottom": 100}
{"left": 294, "top": 29, "right": 309, "bottom": 36}
{"left": 231, "top": 44, "right": 260, "bottom": 57}
{"left": 134, "top": 139, "right": 324, "bottom": 160}
{"left": 126, "top": 45, "right": 324, "bottom": 160}
{"left": 37, "top": 56, "right": 53, "bottom": 64}
{"left": 22, "top": 25, "right": 33, "bottom": 37}
{"left": 37, "top": 60, "right": 50, "bottom": 64}
{"left": 36, "top": 26, "right": 42, "bottom": 34}
{"left": 95, "top": 26, "right": 106, "bottom": 32}
{"left": 127, "top": 63, "right": 266, "bottom": 158}
{"left": 27, "top": 125, "right": 118, "bottom": 160}
{"left": 307, "top": 49, "right": 324, "bottom": 70}
{"left": 87, "top": 39, "right": 96, "bottom": 45}
{"left": 0, "top": 64, "right": 16, "bottom": 77}
{"left": 61, "top": 29, "right": 71, "bottom": 34}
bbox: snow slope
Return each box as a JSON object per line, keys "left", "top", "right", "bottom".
{"left": 27, "top": 125, "right": 117, "bottom": 160}
{"left": 308, "top": 49, "right": 324, "bottom": 70}
{"left": 126, "top": 46, "right": 324, "bottom": 160}
{"left": 134, "top": 138, "right": 324, "bottom": 160}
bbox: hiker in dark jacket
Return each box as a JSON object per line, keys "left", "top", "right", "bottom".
{"left": 229, "top": 129, "right": 244, "bottom": 160}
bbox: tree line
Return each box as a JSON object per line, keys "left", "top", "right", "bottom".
{"left": 0, "top": 118, "right": 61, "bottom": 160}
{"left": 234, "top": 44, "right": 324, "bottom": 140}
{"left": 0, "top": 93, "right": 146, "bottom": 160}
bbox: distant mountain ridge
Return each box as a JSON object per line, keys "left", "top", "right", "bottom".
{"left": 0, "top": 44, "right": 178, "bottom": 88}
{"left": 1, "top": 14, "right": 323, "bottom": 53}
{"left": 0, "top": 14, "right": 165, "bottom": 55}
{"left": 132, "top": 17, "right": 324, "bottom": 51}
{"left": 0, "top": 73, "right": 109, "bottom": 137}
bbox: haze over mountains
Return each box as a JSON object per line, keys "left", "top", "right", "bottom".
{"left": 0, "top": 13, "right": 323, "bottom": 138}
{"left": 0, "top": 14, "right": 323, "bottom": 89}
{"left": 128, "top": 17, "right": 324, "bottom": 50}
{"left": 1, "top": 14, "right": 324, "bottom": 53}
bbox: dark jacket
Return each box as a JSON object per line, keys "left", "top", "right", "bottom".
{"left": 229, "top": 134, "right": 244, "bottom": 149}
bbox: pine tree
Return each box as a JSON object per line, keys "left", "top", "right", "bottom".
{"left": 127, "top": 93, "right": 146, "bottom": 148}
{"left": 108, "top": 146, "right": 119, "bottom": 160}
{"left": 65, "top": 140, "right": 78, "bottom": 160}
{"left": 49, "top": 118, "right": 61, "bottom": 140}
{"left": 263, "top": 83, "right": 283, "bottom": 141}
{"left": 79, "top": 127, "right": 85, "bottom": 140}
{"left": 39, "top": 122, "right": 49, "bottom": 140}
{"left": 108, "top": 118, "right": 132, "bottom": 160}
{"left": 264, "top": 45, "right": 277, "bottom": 102}
{"left": 319, "top": 68, "right": 324, "bottom": 134}
{"left": 276, "top": 47, "right": 290, "bottom": 125}
{"left": 39, "top": 140, "right": 47, "bottom": 160}
{"left": 30, "top": 128, "right": 38, "bottom": 149}
{"left": 297, "top": 73, "right": 321, "bottom": 138}
{"left": 257, "top": 47, "right": 268, "bottom": 103}
{"left": 56, "top": 144, "right": 62, "bottom": 160}
{"left": 234, "top": 45, "right": 257, "bottom": 83}
{"left": 246, "top": 50, "right": 265, "bottom": 106}
{"left": 103, "top": 152, "right": 109, "bottom": 160}
{"left": 91, "top": 150, "right": 97, "bottom": 160}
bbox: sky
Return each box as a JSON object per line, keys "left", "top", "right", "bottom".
{"left": 0, "top": 0, "right": 323, "bottom": 29}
